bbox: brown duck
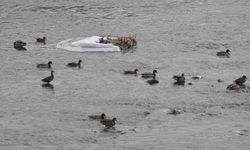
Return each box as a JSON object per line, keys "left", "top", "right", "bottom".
{"left": 67, "top": 60, "right": 82, "bottom": 68}
{"left": 234, "top": 75, "right": 247, "bottom": 86}
{"left": 124, "top": 69, "right": 138, "bottom": 75}
{"left": 41, "top": 71, "right": 54, "bottom": 83}
{"left": 100, "top": 118, "right": 116, "bottom": 128}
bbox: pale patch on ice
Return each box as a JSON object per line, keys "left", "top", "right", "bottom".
{"left": 57, "top": 36, "right": 120, "bottom": 52}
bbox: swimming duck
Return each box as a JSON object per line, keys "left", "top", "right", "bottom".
{"left": 141, "top": 70, "right": 157, "bottom": 78}
{"left": 168, "top": 108, "right": 181, "bottom": 115}
{"left": 146, "top": 76, "right": 159, "bottom": 85}
{"left": 37, "top": 61, "right": 52, "bottom": 69}
{"left": 124, "top": 69, "right": 138, "bottom": 75}
{"left": 100, "top": 118, "right": 116, "bottom": 128}
{"left": 173, "top": 73, "right": 185, "bottom": 85}
{"left": 217, "top": 49, "right": 230, "bottom": 57}
{"left": 14, "top": 40, "right": 27, "bottom": 50}
{"left": 36, "top": 37, "right": 46, "bottom": 44}
{"left": 234, "top": 75, "right": 247, "bottom": 86}
{"left": 67, "top": 60, "right": 82, "bottom": 68}
{"left": 41, "top": 70, "right": 54, "bottom": 83}
{"left": 88, "top": 113, "right": 106, "bottom": 120}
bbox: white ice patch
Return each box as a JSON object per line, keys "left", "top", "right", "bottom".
{"left": 57, "top": 36, "right": 120, "bottom": 52}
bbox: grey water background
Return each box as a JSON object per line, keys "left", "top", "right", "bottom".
{"left": 0, "top": 0, "right": 250, "bottom": 149}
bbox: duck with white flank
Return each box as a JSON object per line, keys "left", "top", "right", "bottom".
{"left": 13, "top": 40, "right": 27, "bottom": 50}
{"left": 173, "top": 73, "right": 185, "bottom": 85}
{"left": 36, "top": 37, "right": 46, "bottom": 44}
{"left": 88, "top": 113, "right": 106, "bottom": 120}
{"left": 37, "top": 61, "right": 52, "bottom": 69}
{"left": 67, "top": 60, "right": 82, "bottom": 68}
{"left": 141, "top": 70, "right": 157, "bottom": 78}
{"left": 124, "top": 69, "right": 138, "bottom": 75}
{"left": 41, "top": 71, "right": 54, "bottom": 83}
{"left": 217, "top": 49, "right": 230, "bottom": 57}
{"left": 101, "top": 117, "right": 117, "bottom": 129}
{"left": 234, "top": 75, "right": 247, "bottom": 86}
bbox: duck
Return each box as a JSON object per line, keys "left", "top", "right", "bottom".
{"left": 100, "top": 118, "right": 116, "bottom": 128}
{"left": 124, "top": 69, "right": 138, "bottom": 75}
{"left": 173, "top": 73, "right": 185, "bottom": 85}
{"left": 67, "top": 60, "right": 82, "bottom": 68}
{"left": 37, "top": 61, "right": 52, "bottom": 69}
{"left": 146, "top": 77, "right": 159, "bottom": 85}
{"left": 88, "top": 113, "right": 106, "bottom": 120}
{"left": 217, "top": 49, "right": 230, "bottom": 57}
{"left": 234, "top": 75, "right": 247, "bottom": 86}
{"left": 168, "top": 108, "right": 181, "bottom": 115}
{"left": 36, "top": 37, "right": 46, "bottom": 44}
{"left": 14, "top": 40, "right": 27, "bottom": 50}
{"left": 41, "top": 70, "right": 54, "bottom": 83}
{"left": 141, "top": 70, "right": 157, "bottom": 78}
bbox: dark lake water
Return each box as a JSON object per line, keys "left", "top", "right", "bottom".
{"left": 0, "top": 0, "right": 250, "bottom": 149}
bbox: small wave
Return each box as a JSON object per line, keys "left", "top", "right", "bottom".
{"left": 57, "top": 36, "right": 120, "bottom": 52}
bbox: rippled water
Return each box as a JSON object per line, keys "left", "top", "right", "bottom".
{"left": 1, "top": 0, "right": 250, "bottom": 149}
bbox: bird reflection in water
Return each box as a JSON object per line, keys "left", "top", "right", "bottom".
{"left": 42, "top": 83, "right": 54, "bottom": 89}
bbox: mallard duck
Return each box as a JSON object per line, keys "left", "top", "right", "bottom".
{"left": 100, "top": 118, "right": 116, "bottom": 128}
{"left": 88, "top": 113, "right": 106, "bottom": 120}
{"left": 67, "top": 60, "right": 82, "bottom": 68}
{"left": 217, "top": 49, "right": 230, "bottom": 57}
{"left": 36, "top": 37, "right": 46, "bottom": 44}
{"left": 41, "top": 71, "right": 54, "bottom": 83}
{"left": 146, "top": 77, "right": 159, "bottom": 85}
{"left": 234, "top": 75, "right": 247, "bottom": 86}
{"left": 37, "top": 61, "right": 52, "bottom": 69}
{"left": 173, "top": 73, "right": 185, "bottom": 85}
{"left": 141, "top": 70, "right": 157, "bottom": 78}
{"left": 124, "top": 69, "right": 138, "bottom": 75}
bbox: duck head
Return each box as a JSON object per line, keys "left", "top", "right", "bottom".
{"left": 181, "top": 73, "right": 185, "bottom": 77}
{"left": 153, "top": 70, "right": 157, "bottom": 75}
{"left": 112, "top": 118, "right": 117, "bottom": 122}
{"left": 242, "top": 75, "right": 247, "bottom": 79}
{"left": 134, "top": 69, "right": 139, "bottom": 73}
{"left": 226, "top": 49, "right": 230, "bottom": 53}
{"left": 101, "top": 113, "right": 106, "bottom": 119}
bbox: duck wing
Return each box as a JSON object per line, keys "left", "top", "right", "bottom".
{"left": 142, "top": 73, "right": 154, "bottom": 78}
{"left": 173, "top": 75, "right": 181, "bottom": 80}
{"left": 42, "top": 76, "right": 53, "bottom": 83}
{"left": 37, "top": 64, "right": 48, "bottom": 68}
{"left": 124, "top": 70, "right": 134, "bottom": 74}
{"left": 67, "top": 62, "right": 77, "bottom": 67}
{"left": 89, "top": 115, "right": 101, "bottom": 120}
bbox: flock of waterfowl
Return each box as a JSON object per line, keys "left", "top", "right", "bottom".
{"left": 13, "top": 36, "right": 247, "bottom": 129}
